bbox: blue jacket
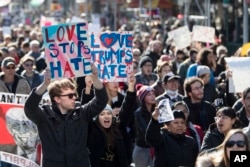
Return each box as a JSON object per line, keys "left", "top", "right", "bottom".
{"left": 186, "top": 63, "right": 215, "bottom": 85}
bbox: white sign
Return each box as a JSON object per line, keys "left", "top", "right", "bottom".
{"left": 225, "top": 57, "right": 250, "bottom": 93}
{"left": 167, "top": 26, "right": 191, "bottom": 49}
{"left": 71, "top": 16, "right": 86, "bottom": 24}
{"left": 158, "top": 99, "right": 174, "bottom": 123}
{"left": 192, "top": 25, "right": 215, "bottom": 43}
{"left": 0, "top": 93, "right": 51, "bottom": 105}
{"left": 0, "top": 151, "right": 39, "bottom": 167}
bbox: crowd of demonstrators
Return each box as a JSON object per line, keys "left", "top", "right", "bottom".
{"left": 2, "top": 14, "right": 250, "bottom": 167}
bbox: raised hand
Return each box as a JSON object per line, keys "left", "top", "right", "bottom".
{"left": 90, "top": 63, "right": 98, "bottom": 80}
{"left": 85, "top": 75, "right": 93, "bottom": 88}
{"left": 43, "top": 68, "right": 51, "bottom": 86}
{"left": 89, "top": 63, "right": 103, "bottom": 89}
{"left": 127, "top": 72, "right": 136, "bottom": 92}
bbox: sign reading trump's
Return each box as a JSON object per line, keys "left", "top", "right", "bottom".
{"left": 90, "top": 31, "right": 133, "bottom": 82}
{"left": 42, "top": 22, "right": 91, "bottom": 79}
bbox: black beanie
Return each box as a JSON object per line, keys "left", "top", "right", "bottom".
{"left": 139, "top": 56, "right": 153, "bottom": 68}
{"left": 172, "top": 110, "right": 185, "bottom": 120}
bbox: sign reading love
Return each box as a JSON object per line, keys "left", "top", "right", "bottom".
{"left": 90, "top": 31, "right": 133, "bottom": 82}
{"left": 100, "top": 33, "right": 117, "bottom": 48}
{"left": 91, "top": 32, "right": 132, "bottom": 49}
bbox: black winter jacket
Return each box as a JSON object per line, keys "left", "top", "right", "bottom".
{"left": 88, "top": 91, "right": 136, "bottom": 167}
{"left": 146, "top": 119, "right": 198, "bottom": 167}
{"left": 183, "top": 97, "right": 217, "bottom": 131}
{"left": 236, "top": 107, "right": 249, "bottom": 128}
{"left": 24, "top": 87, "right": 108, "bottom": 167}
{"left": 200, "top": 123, "right": 224, "bottom": 153}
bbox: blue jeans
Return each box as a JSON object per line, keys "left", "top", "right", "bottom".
{"left": 132, "top": 145, "right": 153, "bottom": 167}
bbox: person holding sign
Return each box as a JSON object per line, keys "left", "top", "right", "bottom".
{"left": 87, "top": 73, "right": 136, "bottom": 167}
{"left": 24, "top": 64, "right": 108, "bottom": 167}
{"left": 145, "top": 109, "right": 198, "bottom": 167}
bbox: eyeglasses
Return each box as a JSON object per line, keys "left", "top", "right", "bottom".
{"left": 59, "top": 93, "right": 77, "bottom": 99}
{"left": 6, "top": 66, "right": 16, "bottom": 70}
{"left": 24, "top": 63, "right": 34, "bottom": 67}
{"left": 192, "top": 86, "right": 204, "bottom": 91}
{"left": 214, "top": 115, "right": 229, "bottom": 121}
{"left": 225, "top": 140, "right": 245, "bottom": 148}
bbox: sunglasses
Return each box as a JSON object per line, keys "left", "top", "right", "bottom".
{"left": 225, "top": 140, "right": 245, "bottom": 148}
{"left": 25, "top": 63, "right": 34, "bottom": 67}
{"left": 6, "top": 66, "right": 16, "bottom": 70}
{"left": 59, "top": 93, "right": 77, "bottom": 99}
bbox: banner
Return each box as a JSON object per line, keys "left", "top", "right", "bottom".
{"left": 0, "top": 151, "right": 39, "bottom": 167}
{"left": 42, "top": 22, "right": 92, "bottom": 79}
{"left": 0, "top": 93, "right": 50, "bottom": 166}
{"left": 0, "top": 103, "right": 40, "bottom": 165}
{"left": 90, "top": 31, "right": 133, "bottom": 82}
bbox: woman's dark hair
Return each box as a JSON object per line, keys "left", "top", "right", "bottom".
{"left": 94, "top": 115, "right": 123, "bottom": 148}
{"left": 141, "top": 101, "right": 155, "bottom": 114}
{"left": 216, "top": 107, "right": 242, "bottom": 129}
{"left": 196, "top": 48, "right": 213, "bottom": 67}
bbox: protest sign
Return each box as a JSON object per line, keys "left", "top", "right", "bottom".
{"left": 42, "top": 22, "right": 92, "bottom": 79}
{"left": 167, "top": 26, "right": 191, "bottom": 49}
{"left": 40, "top": 15, "right": 58, "bottom": 27}
{"left": 192, "top": 25, "right": 215, "bottom": 44}
{"left": 90, "top": 31, "right": 133, "bottom": 82}
{"left": 158, "top": 99, "right": 174, "bottom": 123}
{"left": 0, "top": 93, "right": 50, "bottom": 105}
{"left": 0, "top": 151, "right": 39, "bottom": 167}
{"left": 0, "top": 93, "right": 50, "bottom": 165}
{"left": 225, "top": 57, "right": 250, "bottom": 93}
{"left": 0, "top": 102, "right": 40, "bottom": 165}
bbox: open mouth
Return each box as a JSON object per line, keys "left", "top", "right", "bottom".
{"left": 103, "top": 120, "right": 111, "bottom": 126}
{"left": 218, "top": 123, "right": 224, "bottom": 129}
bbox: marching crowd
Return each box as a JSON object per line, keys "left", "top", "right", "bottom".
{"left": 0, "top": 17, "right": 250, "bottom": 167}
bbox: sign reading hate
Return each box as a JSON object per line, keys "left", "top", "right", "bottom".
{"left": 90, "top": 31, "right": 133, "bottom": 82}
{"left": 42, "top": 22, "right": 91, "bottom": 79}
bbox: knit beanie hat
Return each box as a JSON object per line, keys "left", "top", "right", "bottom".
{"left": 172, "top": 110, "right": 185, "bottom": 120}
{"left": 139, "top": 56, "right": 153, "bottom": 68}
{"left": 136, "top": 84, "right": 154, "bottom": 101}
{"left": 103, "top": 104, "right": 113, "bottom": 113}
{"left": 197, "top": 65, "right": 210, "bottom": 77}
